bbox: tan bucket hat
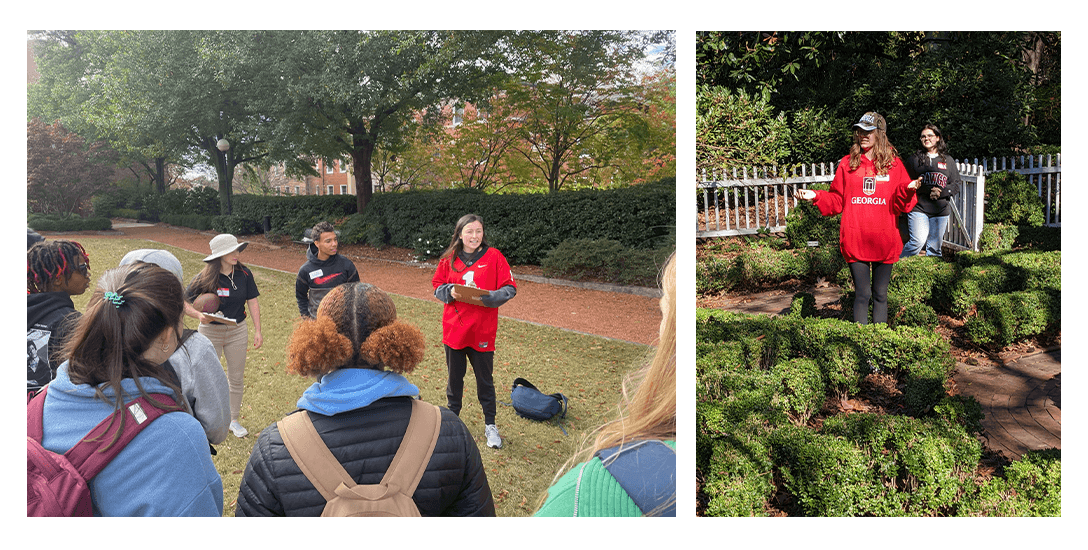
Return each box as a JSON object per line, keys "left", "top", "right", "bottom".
{"left": 203, "top": 234, "right": 248, "bottom": 262}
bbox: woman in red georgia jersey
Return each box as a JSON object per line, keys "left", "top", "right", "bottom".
{"left": 799, "top": 112, "right": 920, "bottom": 324}
{"left": 432, "top": 214, "right": 517, "bottom": 449}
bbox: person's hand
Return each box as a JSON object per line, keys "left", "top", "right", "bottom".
{"left": 253, "top": 331, "right": 263, "bottom": 349}
{"left": 929, "top": 187, "right": 942, "bottom": 200}
{"left": 798, "top": 189, "right": 817, "bottom": 201}
{"left": 907, "top": 178, "right": 921, "bottom": 190}
{"left": 199, "top": 313, "right": 213, "bottom": 325}
{"left": 450, "top": 286, "right": 462, "bottom": 301}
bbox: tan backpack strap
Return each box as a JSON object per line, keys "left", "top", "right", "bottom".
{"left": 277, "top": 411, "right": 355, "bottom": 502}
{"left": 381, "top": 399, "right": 442, "bottom": 497}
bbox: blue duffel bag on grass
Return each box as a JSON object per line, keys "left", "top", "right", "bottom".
{"left": 510, "top": 377, "right": 568, "bottom": 434}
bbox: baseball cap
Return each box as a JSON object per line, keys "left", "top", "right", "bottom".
{"left": 853, "top": 112, "right": 887, "bottom": 132}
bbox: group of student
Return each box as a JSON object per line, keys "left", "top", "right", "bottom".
{"left": 798, "top": 112, "right": 962, "bottom": 325}
{"left": 27, "top": 214, "right": 677, "bottom": 517}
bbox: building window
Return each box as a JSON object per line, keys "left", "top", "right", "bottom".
{"left": 327, "top": 185, "right": 334, "bottom": 195}
{"left": 340, "top": 159, "right": 349, "bottom": 173}
{"left": 340, "top": 185, "right": 347, "bottom": 195}
{"left": 452, "top": 106, "right": 464, "bottom": 127}
{"left": 325, "top": 161, "right": 334, "bottom": 174}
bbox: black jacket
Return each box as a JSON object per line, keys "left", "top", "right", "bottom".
{"left": 235, "top": 396, "right": 496, "bottom": 516}
{"left": 904, "top": 152, "right": 963, "bottom": 218}
{"left": 27, "top": 292, "right": 80, "bottom": 392}
{"left": 294, "top": 244, "right": 360, "bottom": 318}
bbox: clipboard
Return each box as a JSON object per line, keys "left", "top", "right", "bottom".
{"left": 204, "top": 312, "right": 238, "bottom": 326}
{"left": 451, "top": 284, "right": 489, "bottom": 304}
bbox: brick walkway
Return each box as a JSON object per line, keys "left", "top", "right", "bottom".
{"left": 954, "top": 350, "right": 1061, "bottom": 460}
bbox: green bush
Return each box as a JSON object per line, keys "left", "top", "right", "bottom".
{"left": 902, "top": 360, "right": 950, "bottom": 416}
{"left": 489, "top": 221, "right": 561, "bottom": 266}
{"left": 27, "top": 215, "right": 112, "bottom": 232}
{"left": 892, "top": 302, "right": 939, "bottom": 330}
{"left": 933, "top": 395, "right": 984, "bottom": 435}
{"left": 212, "top": 215, "right": 262, "bottom": 236}
{"left": 984, "top": 171, "right": 1046, "bottom": 227}
{"left": 541, "top": 239, "right": 672, "bottom": 287}
{"left": 965, "top": 290, "right": 1060, "bottom": 346}
{"left": 957, "top": 449, "right": 1061, "bottom": 517}
{"left": 978, "top": 223, "right": 1020, "bottom": 252}
{"left": 731, "top": 243, "right": 809, "bottom": 285}
{"left": 788, "top": 292, "right": 816, "bottom": 318}
{"left": 769, "top": 425, "right": 880, "bottom": 517}
{"left": 783, "top": 184, "right": 837, "bottom": 249}
{"left": 890, "top": 255, "right": 958, "bottom": 307}
{"left": 694, "top": 306, "right": 1064, "bottom": 516}
{"left": 1013, "top": 225, "right": 1060, "bottom": 251}
{"left": 696, "top": 85, "right": 790, "bottom": 169}
{"left": 823, "top": 413, "right": 981, "bottom": 516}
{"left": 771, "top": 358, "right": 825, "bottom": 425}
{"left": 698, "top": 426, "right": 776, "bottom": 516}
{"left": 696, "top": 256, "right": 733, "bottom": 295}
{"left": 411, "top": 224, "right": 451, "bottom": 261}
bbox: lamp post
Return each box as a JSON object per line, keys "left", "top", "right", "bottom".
{"left": 216, "top": 138, "right": 230, "bottom": 152}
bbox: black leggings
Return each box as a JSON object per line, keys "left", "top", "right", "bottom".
{"left": 849, "top": 261, "right": 894, "bottom": 324}
{"left": 444, "top": 345, "right": 497, "bottom": 425}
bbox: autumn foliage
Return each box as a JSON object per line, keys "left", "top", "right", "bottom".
{"left": 27, "top": 118, "right": 116, "bottom": 216}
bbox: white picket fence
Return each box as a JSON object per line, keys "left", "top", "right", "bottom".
{"left": 967, "top": 154, "right": 1061, "bottom": 226}
{"left": 696, "top": 154, "right": 1060, "bottom": 252}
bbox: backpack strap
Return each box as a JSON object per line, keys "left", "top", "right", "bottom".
{"left": 381, "top": 399, "right": 442, "bottom": 497}
{"left": 596, "top": 440, "right": 676, "bottom": 516}
{"left": 278, "top": 399, "right": 443, "bottom": 502}
{"left": 28, "top": 387, "right": 180, "bottom": 481}
{"left": 278, "top": 410, "right": 354, "bottom": 502}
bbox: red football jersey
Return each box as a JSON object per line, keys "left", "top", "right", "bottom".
{"left": 432, "top": 247, "right": 516, "bottom": 352}
{"left": 812, "top": 155, "right": 918, "bottom": 264}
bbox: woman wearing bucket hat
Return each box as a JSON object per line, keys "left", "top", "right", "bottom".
{"left": 186, "top": 234, "right": 263, "bottom": 438}
{"left": 798, "top": 112, "right": 921, "bottom": 324}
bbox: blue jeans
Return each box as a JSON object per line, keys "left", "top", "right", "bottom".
{"left": 901, "top": 212, "right": 949, "bottom": 258}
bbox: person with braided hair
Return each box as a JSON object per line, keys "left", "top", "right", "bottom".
{"left": 27, "top": 240, "right": 91, "bottom": 393}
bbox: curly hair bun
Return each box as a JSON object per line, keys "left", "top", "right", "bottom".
{"left": 286, "top": 316, "right": 354, "bottom": 377}
{"left": 289, "top": 283, "right": 426, "bottom": 377}
{"left": 359, "top": 321, "right": 426, "bottom": 374}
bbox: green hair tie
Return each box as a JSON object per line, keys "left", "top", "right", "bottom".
{"left": 104, "top": 291, "right": 125, "bottom": 309}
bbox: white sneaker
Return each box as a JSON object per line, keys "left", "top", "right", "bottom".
{"left": 485, "top": 424, "right": 502, "bottom": 449}
{"left": 230, "top": 420, "right": 248, "bottom": 438}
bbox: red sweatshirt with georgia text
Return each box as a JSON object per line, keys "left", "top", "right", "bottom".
{"left": 812, "top": 154, "right": 918, "bottom": 264}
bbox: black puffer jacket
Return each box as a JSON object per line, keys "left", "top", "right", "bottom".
{"left": 235, "top": 396, "right": 495, "bottom": 516}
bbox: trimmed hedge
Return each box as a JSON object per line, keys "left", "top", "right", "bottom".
{"left": 696, "top": 307, "right": 1059, "bottom": 516}
{"left": 541, "top": 239, "right": 672, "bottom": 287}
{"left": 27, "top": 215, "right": 112, "bottom": 232}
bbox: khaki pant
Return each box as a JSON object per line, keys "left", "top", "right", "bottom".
{"left": 198, "top": 320, "right": 249, "bottom": 422}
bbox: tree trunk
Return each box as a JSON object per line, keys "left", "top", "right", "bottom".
{"left": 352, "top": 141, "right": 375, "bottom": 213}
{"left": 154, "top": 157, "right": 166, "bottom": 194}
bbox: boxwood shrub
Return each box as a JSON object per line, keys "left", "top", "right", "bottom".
{"left": 27, "top": 215, "right": 112, "bottom": 232}
{"left": 696, "top": 308, "right": 1002, "bottom": 516}
{"left": 965, "top": 290, "right": 1060, "bottom": 346}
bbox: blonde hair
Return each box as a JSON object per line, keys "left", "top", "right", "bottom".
{"left": 538, "top": 254, "right": 676, "bottom": 511}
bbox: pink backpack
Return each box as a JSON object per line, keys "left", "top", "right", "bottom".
{"left": 27, "top": 387, "right": 177, "bottom": 516}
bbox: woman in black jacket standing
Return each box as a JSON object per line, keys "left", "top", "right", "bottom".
{"left": 901, "top": 124, "right": 962, "bottom": 259}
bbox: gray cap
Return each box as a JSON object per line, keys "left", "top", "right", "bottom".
{"left": 119, "top": 249, "right": 184, "bottom": 283}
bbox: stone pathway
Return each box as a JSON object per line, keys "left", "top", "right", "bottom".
{"left": 954, "top": 349, "right": 1061, "bottom": 461}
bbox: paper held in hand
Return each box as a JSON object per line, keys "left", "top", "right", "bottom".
{"left": 451, "top": 284, "right": 489, "bottom": 304}
{"left": 204, "top": 312, "right": 238, "bottom": 325}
